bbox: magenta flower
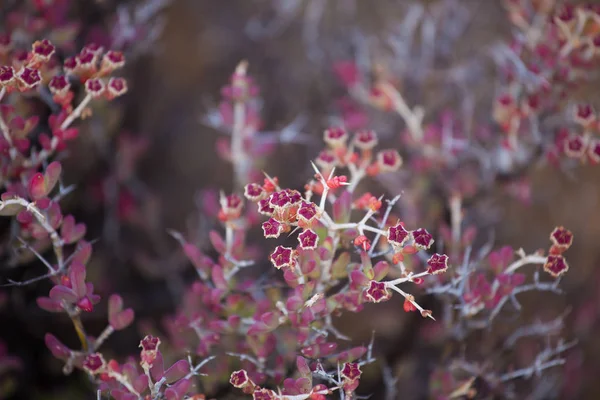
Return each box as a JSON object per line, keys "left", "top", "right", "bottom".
{"left": 298, "top": 229, "right": 319, "bottom": 250}
{"left": 262, "top": 218, "right": 283, "bottom": 239}
{"left": 387, "top": 223, "right": 409, "bottom": 247}
{"left": 353, "top": 129, "right": 378, "bottom": 150}
{"left": 427, "top": 253, "right": 449, "bottom": 275}
{"left": 412, "top": 228, "right": 434, "bottom": 250}
{"left": 377, "top": 149, "right": 403, "bottom": 172}
{"left": 364, "top": 281, "right": 391, "bottom": 303}
{"left": 270, "top": 246, "right": 295, "bottom": 269}
{"left": 544, "top": 255, "right": 569, "bottom": 277}
{"left": 341, "top": 362, "right": 362, "bottom": 381}
{"left": 323, "top": 127, "right": 348, "bottom": 147}
{"left": 550, "top": 226, "right": 573, "bottom": 250}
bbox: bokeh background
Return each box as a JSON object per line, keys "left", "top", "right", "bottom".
{"left": 1, "top": 0, "right": 600, "bottom": 399}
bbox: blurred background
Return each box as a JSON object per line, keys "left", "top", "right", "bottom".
{"left": 1, "top": 0, "right": 600, "bottom": 399}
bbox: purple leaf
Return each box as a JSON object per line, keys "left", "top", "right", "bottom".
{"left": 45, "top": 333, "right": 71, "bottom": 360}
{"left": 163, "top": 359, "right": 190, "bottom": 383}
{"left": 69, "top": 262, "right": 87, "bottom": 298}
{"left": 49, "top": 285, "right": 77, "bottom": 304}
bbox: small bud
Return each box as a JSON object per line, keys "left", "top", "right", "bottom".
{"left": 220, "top": 193, "right": 243, "bottom": 219}
{"left": 326, "top": 175, "right": 348, "bottom": 189}
{"left": 377, "top": 149, "right": 403, "bottom": 172}
{"left": 315, "top": 149, "right": 337, "bottom": 170}
{"left": 323, "top": 127, "right": 348, "bottom": 148}
{"left": 564, "top": 135, "right": 587, "bottom": 158}
{"left": 77, "top": 50, "right": 97, "bottom": 70}
{"left": 353, "top": 129, "right": 378, "bottom": 150}
{"left": 403, "top": 297, "right": 417, "bottom": 312}
{"left": 353, "top": 235, "right": 371, "bottom": 251}
{"left": 77, "top": 296, "right": 93, "bottom": 312}
{"left": 63, "top": 57, "right": 78, "bottom": 74}
{"left": 106, "top": 77, "right": 127, "bottom": 98}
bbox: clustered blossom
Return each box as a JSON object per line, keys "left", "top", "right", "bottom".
{"left": 157, "top": 118, "right": 456, "bottom": 397}
{"left": 0, "top": 27, "right": 187, "bottom": 397}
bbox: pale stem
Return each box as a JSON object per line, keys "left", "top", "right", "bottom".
{"left": 327, "top": 221, "right": 386, "bottom": 236}
{"left": 376, "top": 82, "right": 424, "bottom": 142}
{"left": 231, "top": 61, "right": 249, "bottom": 191}
{"left": 92, "top": 325, "right": 115, "bottom": 351}
{"left": 180, "top": 355, "right": 216, "bottom": 382}
{"left": 0, "top": 197, "right": 64, "bottom": 268}
{"left": 319, "top": 183, "right": 330, "bottom": 211}
{"left": 151, "top": 377, "right": 166, "bottom": 398}
{"left": 143, "top": 364, "right": 155, "bottom": 396}
{"left": 503, "top": 254, "right": 547, "bottom": 276}
{"left": 293, "top": 260, "right": 306, "bottom": 285}
{"left": 369, "top": 194, "right": 401, "bottom": 257}
{"left": 486, "top": 253, "right": 547, "bottom": 304}
{"left": 61, "top": 93, "right": 92, "bottom": 130}
{"left": 386, "top": 270, "right": 431, "bottom": 286}
{"left": 346, "top": 163, "right": 366, "bottom": 193}
{"left": 498, "top": 340, "right": 576, "bottom": 383}
{"left": 225, "top": 224, "right": 234, "bottom": 260}
{"left": 449, "top": 193, "right": 462, "bottom": 248}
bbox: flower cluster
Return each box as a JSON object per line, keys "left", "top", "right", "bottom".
{"left": 498, "top": 2, "right": 600, "bottom": 166}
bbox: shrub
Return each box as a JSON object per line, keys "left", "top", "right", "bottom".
{"left": 1, "top": 1, "right": 596, "bottom": 399}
